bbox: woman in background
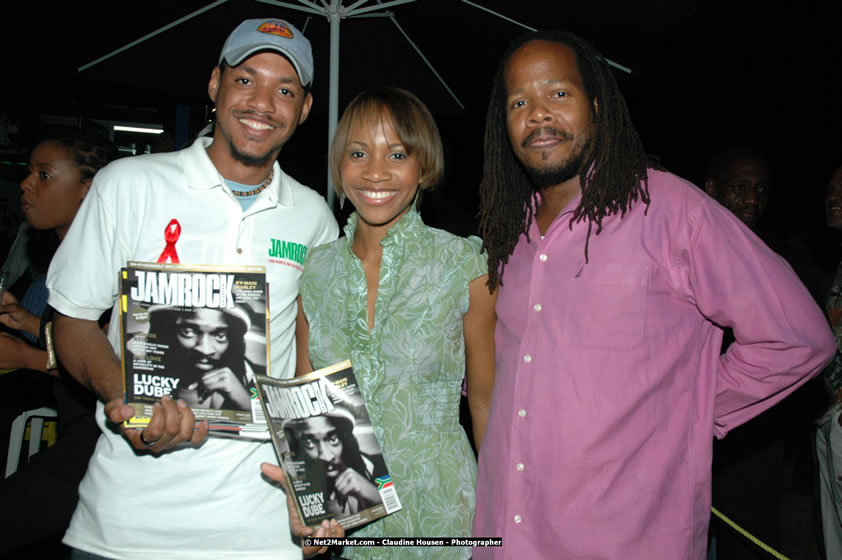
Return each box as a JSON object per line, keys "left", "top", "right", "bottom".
{"left": 0, "top": 130, "right": 117, "bottom": 556}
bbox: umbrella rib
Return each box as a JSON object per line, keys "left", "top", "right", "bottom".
{"left": 461, "top": 0, "right": 537, "bottom": 31}
{"left": 78, "top": 0, "right": 229, "bottom": 72}
{"left": 255, "top": 0, "right": 326, "bottom": 16}
{"left": 350, "top": 0, "right": 418, "bottom": 16}
{"left": 383, "top": 14, "right": 465, "bottom": 110}
{"left": 460, "top": 0, "right": 632, "bottom": 74}
{"left": 344, "top": 0, "right": 371, "bottom": 11}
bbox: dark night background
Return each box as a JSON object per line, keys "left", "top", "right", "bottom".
{"left": 1, "top": 0, "right": 840, "bottom": 257}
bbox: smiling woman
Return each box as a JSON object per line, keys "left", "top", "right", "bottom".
{"left": 282, "top": 87, "right": 498, "bottom": 558}
{"left": 338, "top": 119, "right": 422, "bottom": 230}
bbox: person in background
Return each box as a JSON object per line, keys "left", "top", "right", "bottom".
{"left": 704, "top": 145, "right": 772, "bottom": 231}
{"left": 703, "top": 145, "right": 783, "bottom": 558}
{"left": 817, "top": 163, "right": 842, "bottom": 559}
{"left": 0, "top": 129, "right": 116, "bottom": 556}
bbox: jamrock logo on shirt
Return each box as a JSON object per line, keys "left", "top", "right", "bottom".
{"left": 268, "top": 238, "right": 308, "bottom": 271}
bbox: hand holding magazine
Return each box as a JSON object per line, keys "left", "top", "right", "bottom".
{"left": 255, "top": 360, "right": 402, "bottom": 530}
{"left": 118, "top": 261, "right": 270, "bottom": 439}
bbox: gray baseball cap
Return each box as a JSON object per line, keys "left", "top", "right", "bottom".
{"left": 219, "top": 18, "right": 314, "bottom": 88}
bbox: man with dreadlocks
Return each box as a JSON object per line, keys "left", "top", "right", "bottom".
{"left": 471, "top": 30, "right": 834, "bottom": 559}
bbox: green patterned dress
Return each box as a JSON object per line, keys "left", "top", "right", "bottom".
{"left": 300, "top": 206, "right": 487, "bottom": 559}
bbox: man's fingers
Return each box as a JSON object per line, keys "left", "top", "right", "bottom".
{"left": 190, "top": 419, "right": 209, "bottom": 446}
{"left": 304, "top": 519, "right": 342, "bottom": 556}
{"left": 115, "top": 396, "right": 205, "bottom": 454}
{"left": 105, "top": 399, "right": 135, "bottom": 423}
{"left": 139, "top": 430, "right": 160, "bottom": 446}
{"left": 154, "top": 396, "right": 192, "bottom": 444}
{"left": 261, "top": 463, "right": 345, "bottom": 553}
{"left": 260, "top": 462, "right": 285, "bottom": 484}
{"left": 329, "top": 519, "right": 344, "bottom": 538}
{"left": 108, "top": 398, "right": 161, "bottom": 452}
{"left": 120, "top": 423, "right": 162, "bottom": 452}
{"left": 126, "top": 399, "right": 168, "bottom": 451}
{"left": 174, "top": 398, "right": 197, "bottom": 441}
{"left": 159, "top": 395, "right": 180, "bottom": 431}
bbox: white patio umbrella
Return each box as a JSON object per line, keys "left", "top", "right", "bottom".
{"left": 77, "top": 0, "right": 630, "bottom": 207}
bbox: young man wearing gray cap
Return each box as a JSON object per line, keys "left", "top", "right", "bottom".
{"left": 46, "top": 18, "right": 338, "bottom": 559}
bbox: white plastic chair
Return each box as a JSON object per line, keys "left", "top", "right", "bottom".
{"left": 5, "top": 407, "right": 58, "bottom": 478}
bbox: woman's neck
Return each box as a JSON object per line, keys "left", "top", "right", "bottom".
{"left": 350, "top": 219, "right": 388, "bottom": 263}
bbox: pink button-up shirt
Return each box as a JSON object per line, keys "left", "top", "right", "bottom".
{"left": 473, "top": 170, "right": 835, "bottom": 559}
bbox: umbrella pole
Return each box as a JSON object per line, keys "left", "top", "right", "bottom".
{"left": 326, "top": 0, "right": 341, "bottom": 208}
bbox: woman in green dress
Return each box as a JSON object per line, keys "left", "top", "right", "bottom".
{"left": 273, "top": 87, "right": 496, "bottom": 558}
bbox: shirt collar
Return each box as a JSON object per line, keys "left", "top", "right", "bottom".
{"left": 342, "top": 199, "right": 422, "bottom": 249}
{"left": 527, "top": 189, "right": 584, "bottom": 243}
{"left": 179, "top": 137, "right": 293, "bottom": 206}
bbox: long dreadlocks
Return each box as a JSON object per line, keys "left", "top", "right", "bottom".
{"left": 479, "top": 30, "right": 651, "bottom": 290}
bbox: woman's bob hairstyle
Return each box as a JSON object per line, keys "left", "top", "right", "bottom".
{"left": 329, "top": 87, "right": 444, "bottom": 195}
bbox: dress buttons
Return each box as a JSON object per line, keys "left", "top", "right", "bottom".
{"left": 533, "top": 303, "right": 542, "bottom": 312}
{"left": 516, "top": 463, "right": 524, "bottom": 471}
{"left": 539, "top": 253, "right": 548, "bottom": 262}
{"left": 237, "top": 248, "right": 243, "bottom": 254}
{"left": 523, "top": 355, "right": 532, "bottom": 363}
{"left": 513, "top": 515, "right": 522, "bottom": 524}
{"left": 518, "top": 409, "right": 527, "bottom": 418}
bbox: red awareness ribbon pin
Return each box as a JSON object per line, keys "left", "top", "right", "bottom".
{"left": 156, "top": 219, "right": 181, "bottom": 264}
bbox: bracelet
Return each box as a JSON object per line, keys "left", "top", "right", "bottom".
{"left": 44, "top": 321, "right": 58, "bottom": 370}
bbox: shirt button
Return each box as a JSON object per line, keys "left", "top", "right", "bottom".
{"left": 237, "top": 248, "right": 243, "bottom": 254}
{"left": 516, "top": 463, "right": 524, "bottom": 471}
{"left": 518, "top": 409, "right": 527, "bottom": 418}
{"left": 523, "top": 355, "right": 532, "bottom": 363}
{"left": 539, "top": 253, "right": 548, "bottom": 262}
{"left": 513, "top": 515, "right": 522, "bottom": 524}
{"left": 533, "top": 303, "right": 542, "bottom": 312}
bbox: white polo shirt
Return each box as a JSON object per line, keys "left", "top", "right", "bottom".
{"left": 48, "top": 137, "right": 338, "bottom": 559}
